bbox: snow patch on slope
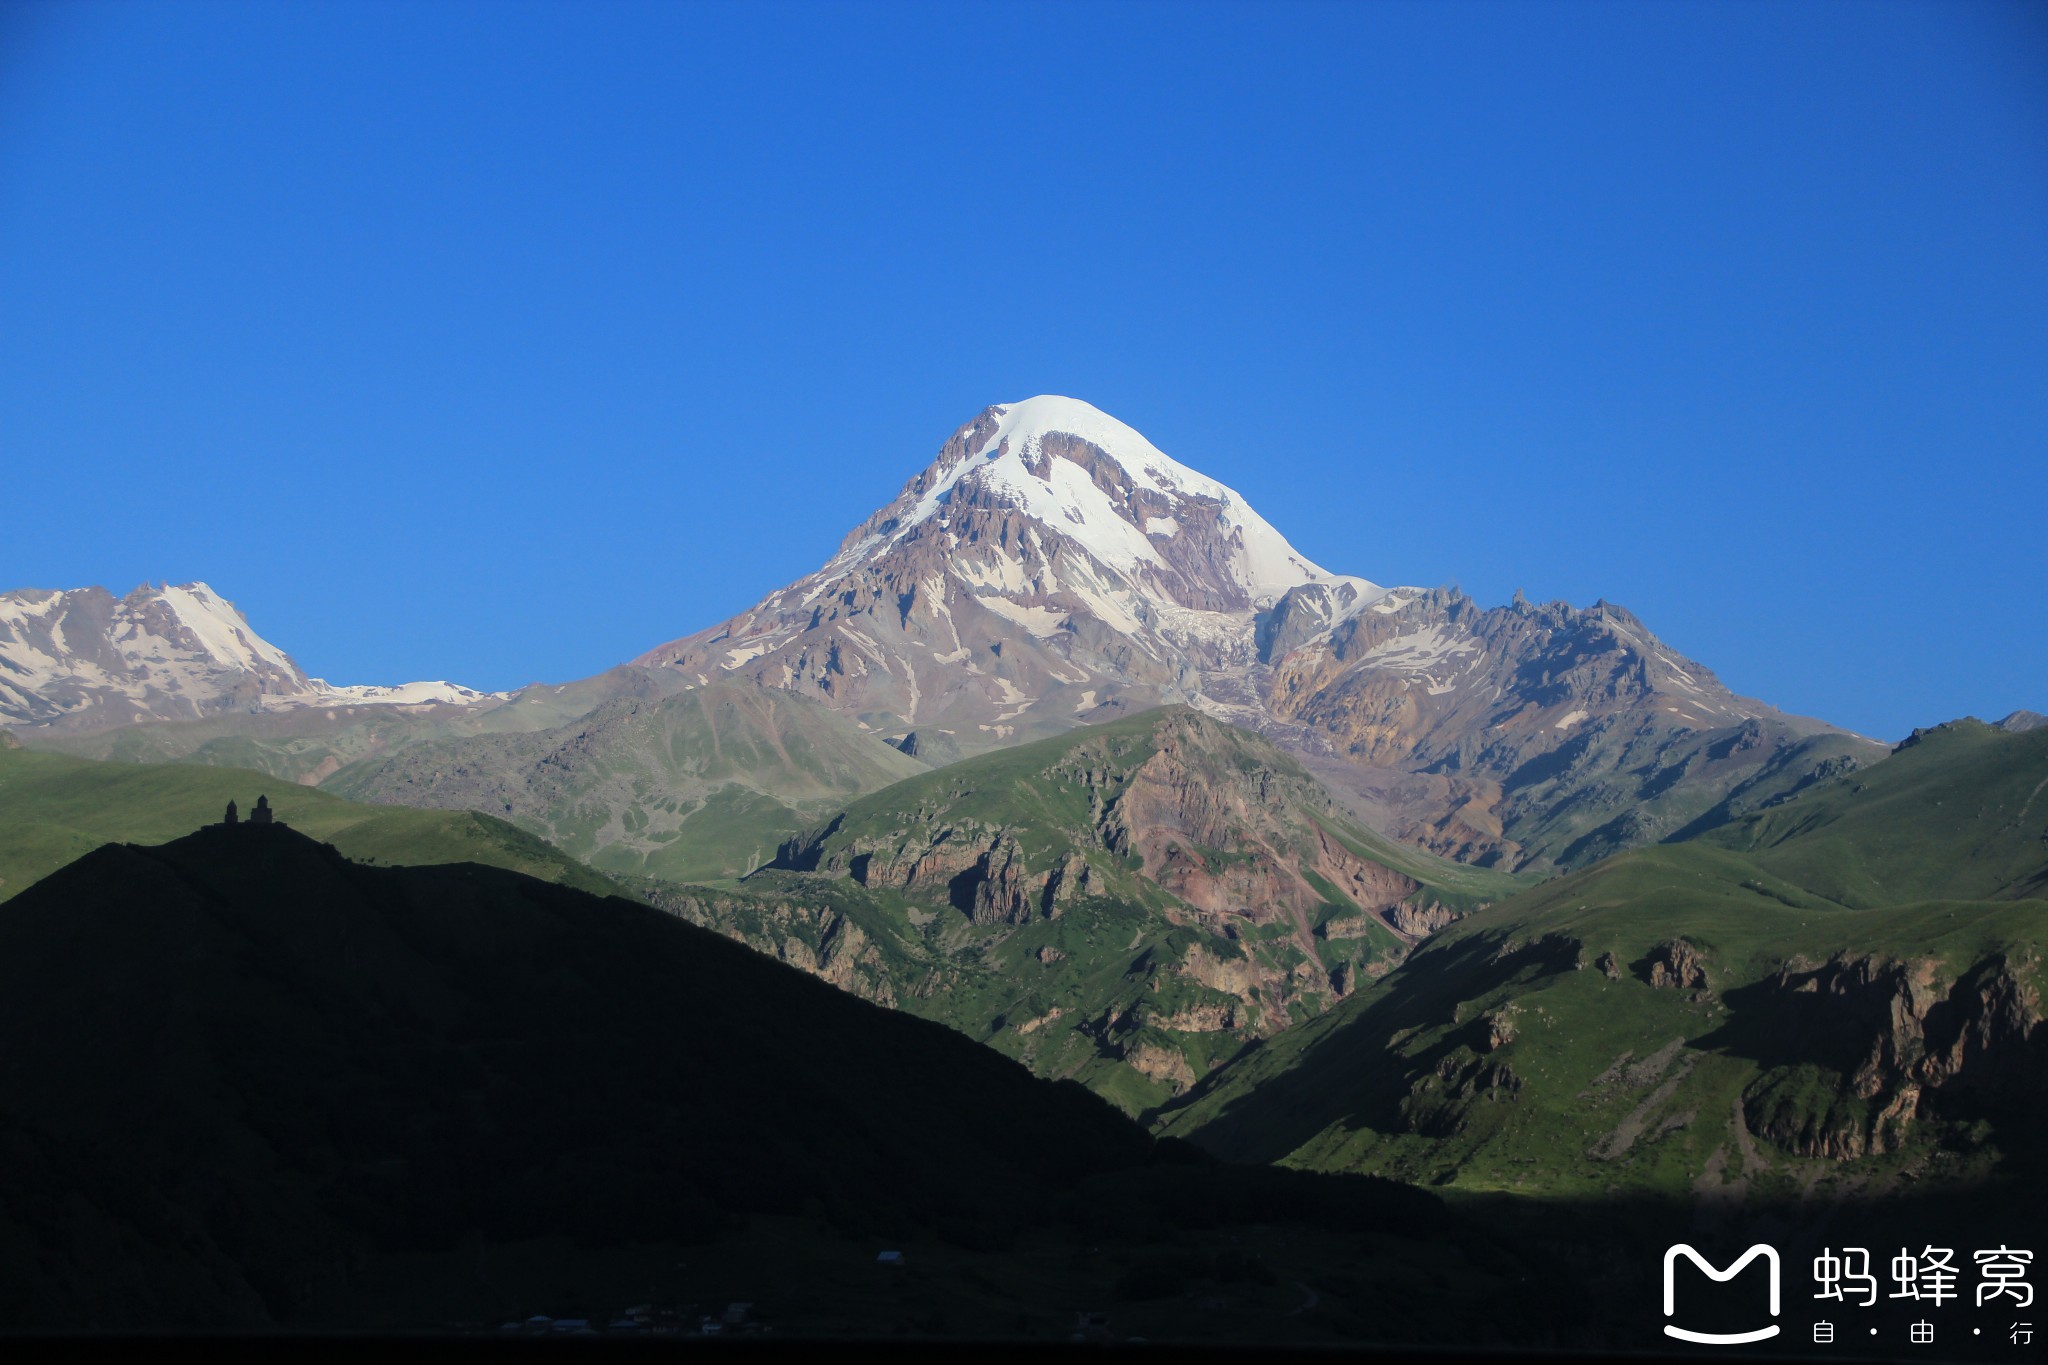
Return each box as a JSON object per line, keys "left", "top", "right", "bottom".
{"left": 304, "top": 680, "right": 497, "bottom": 707}
{"left": 977, "top": 596, "right": 1069, "bottom": 639}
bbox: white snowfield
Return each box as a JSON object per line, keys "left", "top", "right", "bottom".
{"left": 0, "top": 581, "right": 504, "bottom": 728}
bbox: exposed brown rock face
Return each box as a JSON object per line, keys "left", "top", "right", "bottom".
{"left": 1645, "top": 939, "right": 1711, "bottom": 991}
{"left": 1480, "top": 1008, "right": 1519, "bottom": 1052}
{"left": 748, "top": 707, "right": 1493, "bottom": 1103}
{"left": 1095, "top": 715, "right": 1427, "bottom": 960}
{"left": 1739, "top": 952, "right": 2046, "bottom": 1160}
{"left": 644, "top": 885, "right": 908, "bottom": 1009}
{"left": 1389, "top": 900, "right": 1464, "bottom": 938}
{"left": 787, "top": 820, "right": 1052, "bottom": 927}
{"left": 1145, "top": 999, "right": 1239, "bottom": 1033}
{"left": 782, "top": 711, "right": 1439, "bottom": 968}
{"left": 1122, "top": 1039, "right": 1199, "bottom": 1090}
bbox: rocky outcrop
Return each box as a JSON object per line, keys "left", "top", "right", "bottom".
{"left": 1042, "top": 851, "right": 1092, "bottom": 913}
{"left": 1096, "top": 711, "right": 1423, "bottom": 962}
{"left": 781, "top": 819, "right": 1076, "bottom": 927}
{"left": 1480, "top": 1008, "right": 1519, "bottom": 1052}
{"left": 965, "top": 835, "right": 1037, "bottom": 925}
{"left": 1738, "top": 952, "right": 2045, "bottom": 1160}
{"left": 1644, "top": 939, "right": 1711, "bottom": 991}
{"left": 1122, "top": 1039, "right": 1198, "bottom": 1091}
{"left": 730, "top": 706, "right": 1504, "bottom": 1108}
{"left": 1401, "top": 1054, "right": 1525, "bottom": 1138}
{"left": 1145, "top": 1001, "right": 1239, "bottom": 1033}
{"left": 1389, "top": 900, "right": 1462, "bottom": 938}
{"left": 644, "top": 885, "right": 908, "bottom": 1008}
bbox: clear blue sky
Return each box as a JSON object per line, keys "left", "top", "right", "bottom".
{"left": 2, "top": 0, "right": 2042, "bottom": 740}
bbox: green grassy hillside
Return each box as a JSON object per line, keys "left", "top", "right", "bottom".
{"left": 0, "top": 744, "right": 625, "bottom": 900}
{"left": 322, "top": 680, "right": 927, "bottom": 884}
{"left": 1701, "top": 717, "right": 2048, "bottom": 904}
{"left": 1154, "top": 721, "right": 2048, "bottom": 1212}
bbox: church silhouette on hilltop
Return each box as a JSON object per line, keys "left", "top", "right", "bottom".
{"left": 221, "top": 795, "right": 281, "bottom": 828}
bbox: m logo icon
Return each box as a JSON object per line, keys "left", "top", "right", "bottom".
{"left": 1663, "top": 1243, "right": 1782, "bottom": 1344}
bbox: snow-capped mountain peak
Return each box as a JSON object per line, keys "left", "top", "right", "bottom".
{"left": 638, "top": 398, "right": 1399, "bottom": 750}
{"left": 842, "top": 395, "right": 1382, "bottom": 612}
{"left": 964, "top": 395, "right": 1229, "bottom": 501}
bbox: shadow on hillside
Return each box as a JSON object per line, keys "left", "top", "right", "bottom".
{"left": 1152, "top": 928, "right": 1573, "bottom": 1164}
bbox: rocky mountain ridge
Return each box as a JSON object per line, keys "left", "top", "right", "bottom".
{"left": 633, "top": 397, "right": 1885, "bottom": 871}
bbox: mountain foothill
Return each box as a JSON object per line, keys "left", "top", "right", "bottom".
{"left": 0, "top": 397, "right": 2040, "bottom": 1338}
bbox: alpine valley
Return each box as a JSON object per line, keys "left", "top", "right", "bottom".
{"left": 2, "top": 397, "right": 2042, "bottom": 1342}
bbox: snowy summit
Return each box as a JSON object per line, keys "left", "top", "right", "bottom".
{"left": 637, "top": 396, "right": 1402, "bottom": 750}
{"left": 864, "top": 395, "right": 1382, "bottom": 608}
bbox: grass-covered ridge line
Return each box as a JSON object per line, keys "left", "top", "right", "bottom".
{"left": 321, "top": 680, "right": 927, "bottom": 886}
{"left": 0, "top": 744, "right": 626, "bottom": 900}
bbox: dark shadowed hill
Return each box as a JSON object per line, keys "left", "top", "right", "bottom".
{"left": 0, "top": 823, "right": 1155, "bottom": 1328}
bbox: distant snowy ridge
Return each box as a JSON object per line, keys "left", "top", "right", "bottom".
{"left": 0, "top": 581, "right": 502, "bottom": 732}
